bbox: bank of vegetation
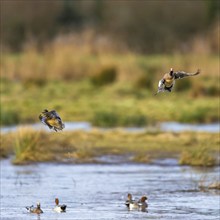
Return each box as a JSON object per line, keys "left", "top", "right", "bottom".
{"left": 1, "top": 128, "right": 219, "bottom": 166}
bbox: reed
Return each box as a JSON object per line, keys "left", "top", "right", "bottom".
{"left": 179, "top": 146, "right": 217, "bottom": 167}
{"left": 1, "top": 128, "right": 219, "bottom": 166}
{"left": 13, "top": 127, "right": 40, "bottom": 164}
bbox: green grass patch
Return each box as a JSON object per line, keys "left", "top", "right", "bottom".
{"left": 1, "top": 53, "right": 219, "bottom": 126}
{"left": 90, "top": 66, "right": 117, "bottom": 86}
{"left": 1, "top": 78, "right": 219, "bottom": 127}
{"left": 1, "top": 109, "right": 20, "bottom": 125}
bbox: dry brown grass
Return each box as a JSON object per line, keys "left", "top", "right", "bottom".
{"left": 1, "top": 128, "right": 219, "bottom": 165}
{"left": 1, "top": 30, "right": 218, "bottom": 84}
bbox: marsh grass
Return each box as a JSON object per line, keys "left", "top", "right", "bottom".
{"left": 90, "top": 66, "right": 117, "bottom": 86}
{"left": 179, "top": 146, "right": 217, "bottom": 167}
{"left": 1, "top": 128, "right": 219, "bottom": 166}
{"left": 1, "top": 78, "right": 218, "bottom": 126}
{"left": 1, "top": 42, "right": 219, "bottom": 127}
{"left": 13, "top": 128, "right": 40, "bottom": 164}
{"left": 198, "top": 175, "right": 220, "bottom": 191}
{"left": 1, "top": 38, "right": 218, "bottom": 86}
{"left": 92, "top": 111, "right": 119, "bottom": 127}
{"left": 1, "top": 109, "right": 20, "bottom": 125}
{"left": 0, "top": 133, "right": 14, "bottom": 158}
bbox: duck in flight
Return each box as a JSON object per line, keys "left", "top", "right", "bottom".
{"left": 39, "top": 109, "right": 65, "bottom": 132}
{"left": 155, "top": 68, "right": 200, "bottom": 95}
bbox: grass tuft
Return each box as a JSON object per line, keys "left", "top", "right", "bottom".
{"left": 1, "top": 128, "right": 219, "bottom": 166}
{"left": 13, "top": 128, "right": 40, "bottom": 164}
{"left": 179, "top": 147, "right": 217, "bottom": 167}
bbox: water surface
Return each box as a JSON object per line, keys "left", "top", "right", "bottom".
{"left": 1, "top": 122, "right": 219, "bottom": 134}
{"left": 1, "top": 159, "right": 219, "bottom": 220}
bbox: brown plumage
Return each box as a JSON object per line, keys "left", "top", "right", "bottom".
{"left": 39, "top": 109, "right": 65, "bottom": 132}
{"left": 26, "top": 202, "right": 43, "bottom": 214}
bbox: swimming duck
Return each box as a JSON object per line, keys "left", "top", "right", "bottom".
{"left": 39, "top": 109, "right": 65, "bottom": 132}
{"left": 137, "top": 196, "right": 148, "bottom": 211}
{"left": 155, "top": 68, "right": 200, "bottom": 95}
{"left": 125, "top": 194, "right": 148, "bottom": 211}
{"left": 125, "top": 193, "right": 135, "bottom": 208}
{"left": 26, "top": 202, "right": 43, "bottom": 214}
{"left": 53, "top": 198, "right": 67, "bottom": 213}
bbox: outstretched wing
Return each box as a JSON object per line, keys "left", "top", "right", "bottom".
{"left": 174, "top": 69, "right": 200, "bottom": 79}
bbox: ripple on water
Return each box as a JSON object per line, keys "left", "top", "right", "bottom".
{"left": 0, "top": 159, "right": 219, "bottom": 220}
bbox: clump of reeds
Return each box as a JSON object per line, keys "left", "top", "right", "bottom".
{"left": 179, "top": 147, "right": 216, "bottom": 167}
{"left": 0, "top": 133, "right": 14, "bottom": 158}
{"left": 13, "top": 127, "right": 40, "bottom": 164}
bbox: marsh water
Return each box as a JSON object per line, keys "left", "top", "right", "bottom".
{"left": 0, "top": 158, "right": 219, "bottom": 220}
{"left": 1, "top": 123, "right": 219, "bottom": 219}
{"left": 1, "top": 122, "right": 219, "bottom": 134}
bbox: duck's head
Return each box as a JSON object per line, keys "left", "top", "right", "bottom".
{"left": 169, "top": 68, "right": 174, "bottom": 77}
{"left": 42, "top": 109, "right": 49, "bottom": 113}
{"left": 55, "top": 198, "right": 59, "bottom": 205}
{"left": 127, "top": 193, "right": 132, "bottom": 200}
{"left": 140, "top": 196, "right": 148, "bottom": 202}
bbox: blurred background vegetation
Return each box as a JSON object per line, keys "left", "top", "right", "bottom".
{"left": 0, "top": 0, "right": 219, "bottom": 127}
{"left": 1, "top": 0, "right": 219, "bottom": 53}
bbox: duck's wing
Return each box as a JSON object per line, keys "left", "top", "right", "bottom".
{"left": 125, "top": 200, "right": 130, "bottom": 207}
{"left": 26, "top": 205, "right": 34, "bottom": 212}
{"left": 154, "top": 78, "right": 165, "bottom": 95}
{"left": 51, "top": 110, "right": 61, "bottom": 118}
{"left": 39, "top": 114, "right": 47, "bottom": 125}
{"left": 52, "top": 111, "right": 65, "bottom": 128}
{"left": 174, "top": 69, "right": 200, "bottom": 79}
{"left": 39, "top": 114, "right": 53, "bottom": 129}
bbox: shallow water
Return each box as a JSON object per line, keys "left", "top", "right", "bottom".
{"left": 0, "top": 159, "right": 219, "bottom": 220}
{"left": 0, "top": 122, "right": 219, "bottom": 134}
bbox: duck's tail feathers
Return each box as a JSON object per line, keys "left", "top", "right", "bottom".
{"left": 61, "top": 205, "right": 67, "bottom": 211}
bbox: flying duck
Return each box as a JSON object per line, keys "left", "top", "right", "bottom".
{"left": 26, "top": 202, "right": 43, "bottom": 214}
{"left": 155, "top": 68, "right": 200, "bottom": 95}
{"left": 39, "top": 109, "right": 65, "bottom": 132}
{"left": 53, "top": 198, "right": 67, "bottom": 213}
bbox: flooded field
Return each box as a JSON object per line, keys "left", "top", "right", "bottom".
{"left": 1, "top": 158, "right": 219, "bottom": 220}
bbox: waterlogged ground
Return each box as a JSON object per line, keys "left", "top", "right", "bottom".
{"left": 0, "top": 159, "right": 219, "bottom": 220}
